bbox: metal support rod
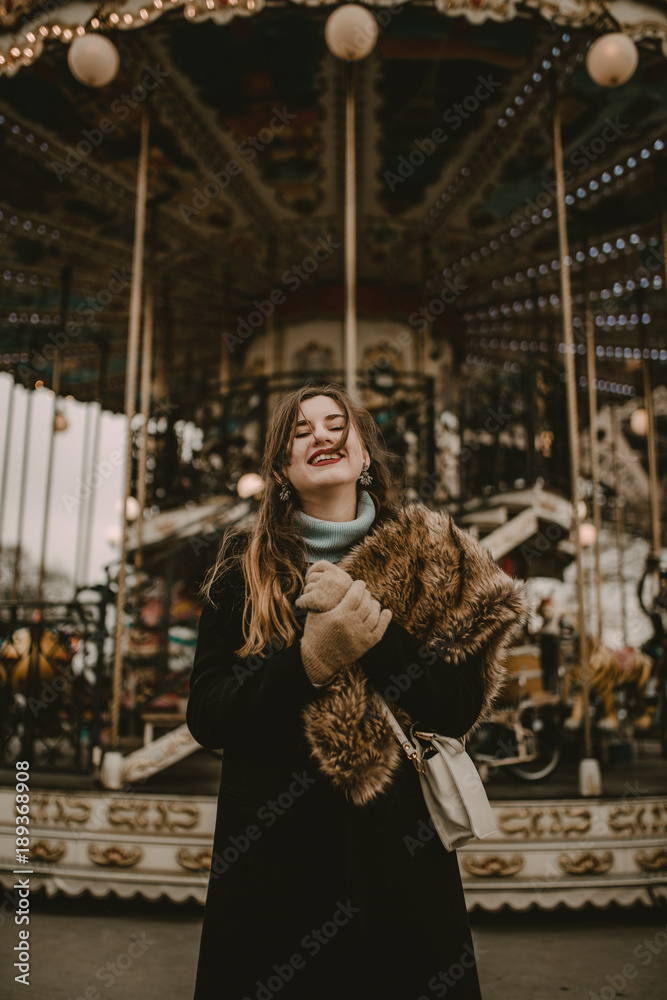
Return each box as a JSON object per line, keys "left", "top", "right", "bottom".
{"left": 642, "top": 356, "right": 661, "bottom": 559}
{"left": 12, "top": 388, "right": 34, "bottom": 602}
{"left": 73, "top": 400, "right": 93, "bottom": 590}
{"left": 553, "top": 103, "right": 592, "bottom": 761}
{"left": 37, "top": 263, "right": 72, "bottom": 600}
{"left": 81, "top": 402, "right": 102, "bottom": 587}
{"left": 344, "top": 62, "right": 359, "bottom": 403}
{"left": 585, "top": 297, "right": 603, "bottom": 638}
{"left": 135, "top": 275, "right": 154, "bottom": 574}
{"left": 36, "top": 374, "right": 60, "bottom": 602}
{"left": 37, "top": 264, "right": 72, "bottom": 601}
{"left": 110, "top": 108, "right": 150, "bottom": 750}
{"left": 0, "top": 376, "right": 15, "bottom": 577}
{"left": 610, "top": 405, "right": 628, "bottom": 647}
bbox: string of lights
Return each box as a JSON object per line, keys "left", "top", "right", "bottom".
{"left": 441, "top": 140, "right": 664, "bottom": 282}
{"left": 496, "top": 33, "right": 576, "bottom": 130}
{"left": 0, "top": 0, "right": 257, "bottom": 75}
{"left": 466, "top": 334, "right": 666, "bottom": 362}
{"left": 458, "top": 232, "right": 662, "bottom": 307}
{"left": 464, "top": 349, "right": 640, "bottom": 396}
{"left": 464, "top": 276, "right": 662, "bottom": 322}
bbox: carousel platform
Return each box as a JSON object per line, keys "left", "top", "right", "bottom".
{"left": 1, "top": 740, "right": 665, "bottom": 912}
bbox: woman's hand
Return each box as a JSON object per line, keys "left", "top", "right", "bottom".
{"left": 299, "top": 578, "right": 392, "bottom": 686}
{"left": 295, "top": 560, "right": 356, "bottom": 613}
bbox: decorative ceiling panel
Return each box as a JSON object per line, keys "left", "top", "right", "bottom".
{"left": 0, "top": 1, "right": 665, "bottom": 413}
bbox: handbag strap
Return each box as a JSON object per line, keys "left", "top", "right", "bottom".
{"left": 374, "top": 693, "right": 425, "bottom": 771}
{"left": 374, "top": 692, "right": 466, "bottom": 763}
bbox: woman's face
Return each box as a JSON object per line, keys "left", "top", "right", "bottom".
{"left": 282, "top": 395, "right": 370, "bottom": 498}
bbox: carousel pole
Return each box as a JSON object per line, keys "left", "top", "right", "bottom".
{"left": 324, "top": 7, "right": 377, "bottom": 400}
{"left": 585, "top": 296, "right": 603, "bottom": 638}
{"left": 73, "top": 399, "right": 93, "bottom": 590}
{"left": 81, "top": 402, "right": 102, "bottom": 587}
{"left": 650, "top": 157, "right": 667, "bottom": 558}
{"left": 553, "top": 101, "right": 599, "bottom": 794}
{"left": 134, "top": 277, "right": 154, "bottom": 575}
{"left": 642, "top": 348, "right": 661, "bottom": 561}
{"left": 36, "top": 356, "right": 62, "bottom": 603}
{"left": 110, "top": 107, "right": 150, "bottom": 751}
{"left": 12, "top": 388, "right": 34, "bottom": 602}
{"left": 37, "top": 264, "right": 72, "bottom": 602}
{"left": 0, "top": 376, "right": 15, "bottom": 580}
{"left": 610, "top": 405, "right": 628, "bottom": 646}
{"left": 344, "top": 61, "right": 359, "bottom": 403}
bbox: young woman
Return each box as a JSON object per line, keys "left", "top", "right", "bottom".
{"left": 187, "top": 381, "right": 526, "bottom": 1000}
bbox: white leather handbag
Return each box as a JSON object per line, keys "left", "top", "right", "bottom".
{"left": 376, "top": 695, "right": 497, "bottom": 852}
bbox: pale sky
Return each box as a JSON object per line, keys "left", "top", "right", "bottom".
{"left": 0, "top": 372, "right": 126, "bottom": 593}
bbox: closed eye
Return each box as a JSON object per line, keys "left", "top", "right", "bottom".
{"left": 296, "top": 426, "right": 344, "bottom": 438}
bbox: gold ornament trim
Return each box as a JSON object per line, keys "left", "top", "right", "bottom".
{"left": 498, "top": 806, "right": 591, "bottom": 838}
{"left": 88, "top": 844, "right": 143, "bottom": 868}
{"left": 176, "top": 848, "right": 212, "bottom": 872}
{"left": 636, "top": 849, "right": 667, "bottom": 873}
{"left": 29, "top": 840, "right": 66, "bottom": 863}
{"left": 462, "top": 854, "right": 524, "bottom": 877}
{"left": 107, "top": 800, "right": 200, "bottom": 832}
{"left": 559, "top": 851, "right": 613, "bottom": 875}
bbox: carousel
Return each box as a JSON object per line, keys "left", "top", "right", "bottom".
{"left": 0, "top": 0, "right": 666, "bottom": 912}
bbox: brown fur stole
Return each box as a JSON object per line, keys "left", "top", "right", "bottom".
{"left": 300, "top": 502, "right": 528, "bottom": 805}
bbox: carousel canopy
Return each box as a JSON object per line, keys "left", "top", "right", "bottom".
{"left": 0, "top": 0, "right": 666, "bottom": 413}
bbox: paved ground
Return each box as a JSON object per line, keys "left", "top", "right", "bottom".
{"left": 0, "top": 893, "right": 665, "bottom": 1000}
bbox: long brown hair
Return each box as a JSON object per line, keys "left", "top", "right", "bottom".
{"left": 200, "top": 380, "right": 406, "bottom": 657}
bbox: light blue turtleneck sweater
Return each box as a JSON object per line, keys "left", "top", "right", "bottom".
{"left": 293, "top": 490, "right": 376, "bottom": 563}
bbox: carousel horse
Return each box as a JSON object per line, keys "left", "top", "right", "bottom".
{"left": 564, "top": 635, "right": 654, "bottom": 731}
{"left": 0, "top": 626, "right": 74, "bottom": 695}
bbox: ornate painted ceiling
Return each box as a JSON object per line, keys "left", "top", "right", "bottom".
{"left": 0, "top": 0, "right": 666, "bottom": 412}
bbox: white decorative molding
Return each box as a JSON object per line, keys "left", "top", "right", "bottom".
{"left": 2, "top": 789, "right": 665, "bottom": 909}
{"left": 118, "top": 724, "right": 200, "bottom": 785}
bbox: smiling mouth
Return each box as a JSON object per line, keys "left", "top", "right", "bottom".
{"left": 309, "top": 452, "right": 344, "bottom": 466}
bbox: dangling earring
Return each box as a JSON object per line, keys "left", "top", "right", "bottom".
{"left": 279, "top": 480, "right": 292, "bottom": 501}
{"left": 358, "top": 462, "right": 372, "bottom": 486}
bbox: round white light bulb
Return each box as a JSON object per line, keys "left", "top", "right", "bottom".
{"left": 237, "top": 473, "right": 265, "bottom": 499}
{"left": 325, "top": 5, "right": 378, "bottom": 62}
{"left": 630, "top": 408, "right": 649, "bottom": 436}
{"left": 114, "top": 496, "right": 141, "bottom": 522}
{"left": 67, "top": 34, "right": 120, "bottom": 88}
{"left": 586, "top": 33, "right": 638, "bottom": 88}
{"left": 579, "top": 522, "right": 597, "bottom": 547}
{"left": 104, "top": 524, "right": 122, "bottom": 547}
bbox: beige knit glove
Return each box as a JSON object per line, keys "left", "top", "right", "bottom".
{"left": 297, "top": 578, "right": 392, "bottom": 686}
{"left": 295, "top": 560, "right": 355, "bottom": 612}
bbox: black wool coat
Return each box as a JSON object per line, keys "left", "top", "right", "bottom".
{"left": 187, "top": 503, "right": 527, "bottom": 1000}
